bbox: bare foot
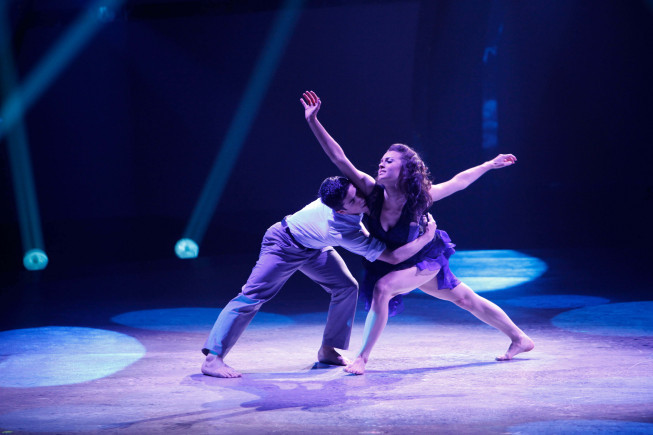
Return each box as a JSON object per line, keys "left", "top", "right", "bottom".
{"left": 201, "top": 354, "right": 242, "bottom": 378}
{"left": 343, "top": 356, "right": 367, "bottom": 375}
{"left": 318, "top": 345, "right": 349, "bottom": 366}
{"left": 496, "top": 335, "right": 535, "bottom": 361}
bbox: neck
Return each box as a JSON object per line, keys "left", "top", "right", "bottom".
{"left": 384, "top": 184, "right": 406, "bottom": 204}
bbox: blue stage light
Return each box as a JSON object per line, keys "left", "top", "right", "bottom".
{"left": 175, "top": 238, "right": 199, "bottom": 259}
{"left": 0, "top": 0, "right": 125, "bottom": 142}
{"left": 552, "top": 301, "right": 653, "bottom": 337}
{"left": 178, "top": 0, "right": 304, "bottom": 256}
{"left": 482, "top": 99, "right": 498, "bottom": 149}
{"left": 449, "top": 250, "right": 548, "bottom": 292}
{"left": 500, "top": 294, "right": 609, "bottom": 309}
{"left": 97, "top": 5, "right": 116, "bottom": 22}
{"left": 22, "top": 248, "right": 49, "bottom": 270}
{"left": 0, "top": 327, "right": 145, "bottom": 388}
{"left": 0, "top": 5, "right": 48, "bottom": 271}
{"left": 1, "top": 0, "right": 124, "bottom": 270}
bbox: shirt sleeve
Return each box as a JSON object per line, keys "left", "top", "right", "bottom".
{"left": 332, "top": 226, "right": 386, "bottom": 262}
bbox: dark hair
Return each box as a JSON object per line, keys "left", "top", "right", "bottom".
{"left": 383, "top": 143, "right": 433, "bottom": 220}
{"left": 319, "top": 176, "right": 351, "bottom": 211}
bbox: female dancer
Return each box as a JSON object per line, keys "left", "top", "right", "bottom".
{"left": 301, "top": 91, "right": 534, "bottom": 375}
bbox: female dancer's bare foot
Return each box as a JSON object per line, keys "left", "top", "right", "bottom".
{"left": 318, "top": 345, "right": 349, "bottom": 366}
{"left": 344, "top": 356, "right": 367, "bottom": 375}
{"left": 201, "top": 353, "right": 242, "bottom": 378}
{"left": 496, "top": 335, "right": 535, "bottom": 361}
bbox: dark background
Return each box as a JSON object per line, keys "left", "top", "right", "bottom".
{"left": 2, "top": 0, "right": 652, "bottom": 285}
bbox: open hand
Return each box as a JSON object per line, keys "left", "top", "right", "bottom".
{"left": 300, "top": 90, "right": 321, "bottom": 122}
{"left": 487, "top": 154, "right": 517, "bottom": 169}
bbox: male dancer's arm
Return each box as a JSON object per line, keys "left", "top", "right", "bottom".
{"left": 374, "top": 213, "right": 437, "bottom": 265}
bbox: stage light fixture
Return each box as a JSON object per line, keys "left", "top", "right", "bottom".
{"left": 174, "top": 238, "right": 199, "bottom": 259}
{"left": 22, "top": 249, "right": 49, "bottom": 271}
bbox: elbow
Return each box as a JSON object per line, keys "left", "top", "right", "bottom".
{"left": 384, "top": 255, "right": 400, "bottom": 265}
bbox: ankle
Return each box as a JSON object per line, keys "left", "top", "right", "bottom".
{"left": 205, "top": 353, "right": 224, "bottom": 363}
{"left": 319, "top": 345, "right": 335, "bottom": 353}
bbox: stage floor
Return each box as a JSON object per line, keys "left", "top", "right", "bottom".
{"left": 1, "top": 248, "right": 652, "bottom": 434}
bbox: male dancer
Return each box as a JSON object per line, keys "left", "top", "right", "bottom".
{"left": 202, "top": 176, "right": 437, "bottom": 378}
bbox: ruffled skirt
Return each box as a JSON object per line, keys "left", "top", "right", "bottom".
{"left": 360, "top": 229, "right": 461, "bottom": 317}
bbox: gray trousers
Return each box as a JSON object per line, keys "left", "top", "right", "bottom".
{"left": 202, "top": 221, "right": 359, "bottom": 358}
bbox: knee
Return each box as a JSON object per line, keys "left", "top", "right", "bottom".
{"left": 452, "top": 293, "right": 475, "bottom": 310}
{"left": 343, "top": 279, "right": 359, "bottom": 295}
{"left": 231, "top": 293, "right": 265, "bottom": 313}
{"left": 333, "top": 277, "right": 358, "bottom": 297}
{"left": 373, "top": 280, "right": 394, "bottom": 303}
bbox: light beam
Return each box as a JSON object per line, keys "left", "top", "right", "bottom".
{"left": 0, "top": 0, "right": 124, "bottom": 270}
{"left": 176, "top": 0, "right": 305, "bottom": 259}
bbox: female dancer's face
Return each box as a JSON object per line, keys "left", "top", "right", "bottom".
{"left": 377, "top": 150, "right": 403, "bottom": 184}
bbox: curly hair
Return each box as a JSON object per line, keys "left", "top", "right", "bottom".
{"left": 384, "top": 144, "right": 433, "bottom": 220}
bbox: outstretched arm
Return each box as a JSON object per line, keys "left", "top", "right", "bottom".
{"left": 430, "top": 154, "right": 517, "bottom": 202}
{"left": 301, "top": 91, "right": 375, "bottom": 197}
{"left": 376, "top": 214, "right": 437, "bottom": 264}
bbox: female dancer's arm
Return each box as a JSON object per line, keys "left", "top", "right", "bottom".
{"left": 429, "top": 154, "right": 517, "bottom": 202}
{"left": 301, "top": 91, "right": 376, "bottom": 197}
{"left": 376, "top": 213, "right": 436, "bottom": 264}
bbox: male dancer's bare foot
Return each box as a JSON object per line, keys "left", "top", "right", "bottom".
{"left": 496, "top": 335, "right": 535, "bottom": 361}
{"left": 201, "top": 353, "right": 242, "bottom": 378}
{"left": 344, "top": 356, "right": 367, "bottom": 375}
{"left": 317, "top": 345, "right": 349, "bottom": 366}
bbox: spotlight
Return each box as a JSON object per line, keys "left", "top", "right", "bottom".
{"left": 175, "top": 238, "right": 199, "bottom": 259}
{"left": 22, "top": 249, "right": 48, "bottom": 271}
{"left": 97, "top": 5, "right": 116, "bottom": 22}
{"left": 177, "top": 0, "right": 304, "bottom": 256}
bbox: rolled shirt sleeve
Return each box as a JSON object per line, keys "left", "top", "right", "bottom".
{"left": 328, "top": 218, "right": 386, "bottom": 262}
{"left": 285, "top": 199, "right": 386, "bottom": 261}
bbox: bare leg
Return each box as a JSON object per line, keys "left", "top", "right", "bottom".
{"left": 318, "top": 344, "right": 349, "bottom": 366}
{"left": 420, "top": 281, "right": 534, "bottom": 360}
{"left": 344, "top": 267, "right": 439, "bottom": 375}
{"left": 201, "top": 353, "right": 242, "bottom": 378}
{"left": 343, "top": 300, "right": 386, "bottom": 375}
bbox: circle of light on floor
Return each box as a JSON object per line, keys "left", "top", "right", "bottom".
{"left": 508, "top": 419, "right": 653, "bottom": 434}
{"left": 552, "top": 301, "right": 653, "bottom": 336}
{"left": 0, "top": 405, "right": 140, "bottom": 432}
{"left": 500, "top": 295, "right": 610, "bottom": 309}
{"left": 449, "top": 250, "right": 547, "bottom": 292}
{"left": 111, "top": 307, "right": 295, "bottom": 332}
{"left": 0, "top": 327, "right": 145, "bottom": 388}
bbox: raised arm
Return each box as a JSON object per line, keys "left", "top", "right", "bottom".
{"left": 301, "top": 91, "right": 375, "bottom": 197}
{"left": 429, "top": 154, "right": 517, "bottom": 202}
{"left": 376, "top": 214, "right": 437, "bottom": 264}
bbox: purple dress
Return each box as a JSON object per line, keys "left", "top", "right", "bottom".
{"left": 361, "top": 184, "right": 461, "bottom": 316}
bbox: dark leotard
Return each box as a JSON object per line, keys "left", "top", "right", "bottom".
{"left": 361, "top": 184, "right": 461, "bottom": 316}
